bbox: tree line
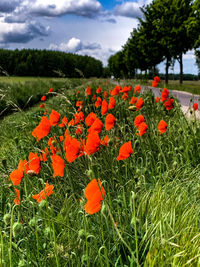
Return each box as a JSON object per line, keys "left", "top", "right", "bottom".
{"left": 108, "top": 0, "right": 200, "bottom": 84}
{"left": 0, "top": 49, "right": 103, "bottom": 78}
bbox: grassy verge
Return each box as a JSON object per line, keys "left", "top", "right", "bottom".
{"left": 0, "top": 80, "right": 200, "bottom": 266}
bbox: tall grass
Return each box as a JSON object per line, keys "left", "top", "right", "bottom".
{"left": 0, "top": 80, "right": 200, "bottom": 266}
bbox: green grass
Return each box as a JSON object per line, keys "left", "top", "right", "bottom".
{"left": 0, "top": 80, "right": 200, "bottom": 266}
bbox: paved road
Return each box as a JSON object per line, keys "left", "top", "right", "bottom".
{"left": 142, "top": 86, "right": 200, "bottom": 107}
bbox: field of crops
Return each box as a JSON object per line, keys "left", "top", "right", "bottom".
{"left": 0, "top": 78, "right": 200, "bottom": 266}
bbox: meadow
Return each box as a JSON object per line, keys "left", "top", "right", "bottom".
{"left": 0, "top": 77, "right": 200, "bottom": 266}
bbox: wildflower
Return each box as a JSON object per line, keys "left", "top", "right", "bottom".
{"left": 136, "top": 98, "right": 144, "bottom": 110}
{"left": 194, "top": 103, "right": 198, "bottom": 111}
{"left": 105, "top": 114, "right": 116, "bottom": 131}
{"left": 65, "top": 138, "right": 82, "bottom": 163}
{"left": 76, "top": 124, "right": 83, "bottom": 135}
{"left": 28, "top": 152, "right": 41, "bottom": 175}
{"left": 40, "top": 104, "right": 45, "bottom": 108}
{"left": 134, "top": 115, "right": 145, "bottom": 128}
{"left": 134, "top": 85, "right": 141, "bottom": 94}
{"left": 154, "top": 76, "right": 161, "bottom": 83}
{"left": 164, "top": 98, "right": 174, "bottom": 111}
{"left": 137, "top": 122, "right": 148, "bottom": 136}
{"left": 152, "top": 81, "right": 158, "bottom": 87}
{"left": 121, "top": 86, "right": 131, "bottom": 93}
{"left": 158, "top": 120, "right": 167, "bottom": 134}
{"left": 100, "top": 135, "right": 110, "bottom": 146}
{"left": 111, "top": 85, "right": 121, "bottom": 96}
{"left": 49, "top": 109, "right": 60, "bottom": 126}
{"left": 41, "top": 95, "right": 46, "bottom": 101}
{"left": 14, "top": 189, "right": 21, "bottom": 205}
{"left": 93, "top": 94, "right": 97, "bottom": 101}
{"left": 58, "top": 117, "right": 68, "bottom": 127}
{"left": 161, "top": 88, "right": 169, "bottom": 102}
{"left": 84, "top": 179, "right": 105, "bottom": 214}
{"left": 122, "top": 93, "right": 129, "bottom": 100}
{"left": 86, "top": 87, "right": 92, "bottom": 96}
{"left": 101, "top": 99, "right": 108, "bottom": 116}
{"left": 104, "top": 91, "right": 108, "bottom": 98}
{"left": 155, "top": 97, "right": 160, "bottom": 103}
{"left": 95, "top": 97, "right": 102, "bottom": 108}
{"left": 85, "top": 112, "right": 97, "bottom": 126}
{"left": 48, "top": 88, "right": 53, "bottom": 93}
{"left": 88, "top": 118, "right": 103, "bottom": 134}
{"left": 10, "top": 169, "right": 24, "bottom": 186}
{"left": 85, "top": 132, "right": 100, "bottom": 155}
{"left": 96, "top": 87, "right": 101, "bottom": 94}
{"left": 108, "top": 97, "right": 116, "bottom": 109}
{"left": 32, "top": 181, "right": 54, "bottom": 203}
{"left": 32, "top": 116, "right": 51, "bottom": 141}
{"left": 51, "top": 154, "right": 65, "bottom": 177}
{"left": 129, "top": 96, "right": 137, "bottom": 105}
{"left": 117, "top": 141, "right": 133, "bottom": 161}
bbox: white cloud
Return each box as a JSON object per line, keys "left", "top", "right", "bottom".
{"left": 114, "top": 1, "right": 144, "bottom": 18}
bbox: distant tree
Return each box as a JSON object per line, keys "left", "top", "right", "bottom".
{"left": 108, "top": 51, "right": 128, "bottom": 78}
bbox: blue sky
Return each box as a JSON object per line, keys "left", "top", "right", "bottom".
{"left": 0, "top": 0, "right": 198, "bottom": 74}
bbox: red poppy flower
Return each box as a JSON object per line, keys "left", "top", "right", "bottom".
{"left": 32, "top": 181, "right": 54, "bottom": 203}
{"left": 137, "top": 122, "right": 148, "bottom": 136}
{"left": 101, "top": 135, "right": 110, "bottom": 146}
{"left": 85, "top": 132, "right": 100, "bottom": 155}
{"left": 121, "top": 86, "right": 131, "bottom": 93}
{"left": 58, "top": 117, "right": 68, "bottom": 127}
{"left": 155, "top": 97, "right": 160, "bottom": 103}
{"left": 68, "top": 119, "right": 75, "bottom": 126}
{"left": 14, "top": 189, "right": 21, "bottom": 205}
{"left": 32, "top": 116, "right": 51, "bottom": 141}
{"left": 164, "top": 98, "right": 174, "bottom": 110}
{"left": 51, "top": 154, "right": 65, "bottom": 177}
{"left": 152, "top": 81, "right": 158, "bottom": 87}
{"left": 129, "top": 96, "right": 137, "bottom": 104}
{"left": 108, "top": 97, "right": 116, "bottom": 109}
{"left": 76, "top": 100, "right": 83, "bottom": 111}
{"left": 134, "top": 85, "right": 141, "bottom": 94}
{"left": 117, "top": 141, "right": 133, "bottom": 161}
{"left": 111, "top": 85, "right": 121, "bottom": 96}
{"left": 84, "top": 179, "right": 105, "bottom": 214}
{"left": 76, "top": 124, "right": 83, "bottom": 135}
{"left": 194, "top": 103, "right": 198, "bottom": 111}
{"left": 49, "top": 109, "right": 60, "bottom": 126}
{"left": 40, "top": 147, "right": 49, "bottom": 162}
{"left": 28, "top": 152, "right": 41, "bottom": 175}
{"left": 48, "top": 88, "right": 53, "bottom": 93}
{"left": 134, "top": 115, "right": 145, "bottom": 128}
{"left": 85, "top": 112, "right": 97, "bottom": 126}
{"left": 86, "top": 87, "right": 92, "bottom": 96}
{"left": 41, "top": 95, "right": 46, "bottom": 101}
{"left": 9, "top": 169, "right": 24, "bottom": 185}
{"left": 136, "top": 98, "right": 144, "bottom": 110}
{"left": 93, "top": 94, "right": 97, "bottom": 101}
{"left": 105, "top": 114, "right": 116, "bottom": 131}
{"left": 40, "top": 104, "right": 45, "bottom": 108}
{"left": 154, "top": 76, "right": 160, "bottom": 83}
{"left": 96, "top": 87, "right": 101, "bottom": 94}
{"left": 65, "top": 138, "right": 82, "bottom": 163}
{"left": 158, "top": 120, "right": 167, "bottom": 134}
{"left": 101, "top": 99, "right": 108, "bottom": 115}
{"left": 88, "top": 118, "right": 103, "bottom": 134}
{"left": 104, "top": 91, "right": 108, "bottom": 98}
{"left": 122, "top": 93, "right": 129, "bottom": 100}
{"left": 161, "top": 88, "right": 169, "bottom": 102}
{"left": 95, "top": 97, "right": 102, "bottom": 108}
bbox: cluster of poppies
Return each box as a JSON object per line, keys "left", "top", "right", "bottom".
{"left": 9, "top": 78, "right": 183, "bottom": 214}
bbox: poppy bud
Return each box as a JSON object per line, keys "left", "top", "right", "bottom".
{"left": 86, "top": 169, "right": 94, "bottom": 178}
{"left": 78, "top": 229, "right": 85, "bottom": 239}
{"left": 39, "top": 200, "right": 47, "bottom": 208}
{"left": 29, "top": 217, "right": 37, "bottom": 227}
{"left": 128, "top": 105, "right": 137, "bottom": 111}
{"left": 3, "top": 213, "right": 11, "bottom": 225}
{"left": 13, "top": 222, "right": 22, "bottom": 238}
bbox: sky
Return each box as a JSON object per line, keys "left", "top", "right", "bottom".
{"left": 0, "top": 0, "right": 198, "bottom": 74}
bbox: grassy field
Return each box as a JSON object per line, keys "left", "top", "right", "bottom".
{"left": 0, "top": 79, "right": 200, "bottom": 266}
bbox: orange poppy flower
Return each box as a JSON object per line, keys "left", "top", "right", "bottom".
{"left": 48, "top": 88, "right": 53, "bottom": 93}
{"left": 117, "top": 141, "right": 133, "bottom": 161}
{"left": 76, "top": 100, "right": 83, "bottom": 111}
{"left": 155, "top": 97, "right": 160, "bottom": 103}
{"left": 9, "top": 169, "right": 24, "bottom": 186}
{"left": 121, "top": 85, "right": 131, "bottom": 93}
{"left": 134, "top": 85, "right": 141, "bottom": 94}
{"left": 154, "top": 76, "right": 160, "bottom": 83}
{"left": 28, "top": 152, "right": 41, "bottom": 175}
{"left": 104, "top": 91, "right": 108, "bottom": 98}
{"left": 136, "top": 98, "right": 144, "bottom": 110}
{"left": 88, "top": 118, "right": 103, "bottom": 134}
{"left": 96, "top": 87, "right": 101, "bottom": 94}
{"left": 84, "top": 179, "right": 105, "bottom": 215}
{"left": 51, "top": 154, "right": 65, "bottom": 177}
{"left": 93, "top": 94, "right": 97, "bottom": 101}
{"left": 194, "top": 103, "right": 198, "bottom": 111}
{"left": 85, "top": 112, "right": 97, "bottom": 126}
{"left": 108, "top": 97, "right": 116, "bottom": 109}
{"left": 86, "top": 87, "right": 92, "bottom": 96}
{"left": 164, "top": 98, "right": 174, "bottom": 110}
{"left": 85, "top": 132, "right": 100, "bottom": 155}
{"left": 76, "top": 124, "right": 83, "bottom": 135}
{"left": 105, "top": 114, "right": 116, "bottom": 131}
{"left": 58, "top": 117, "right": 68, "bottom": 127}
{"left": 122, "top": 93, "right": 129, "bottom": 100}
{"left": 111, "top": 85, "right": 121, "bottom": 96}
{"left": 41, "top": 95, "right": 46, "bottom": 101}
{"left": 49, "top": 109, "right": 60, "bottom": 126}
{"left": 95, "top": 97, "right": 102, "bottom": 108}
{"left": 161, "top": 88, "right": 169, "bottom": 102}
{"left": 40, "top": 104, "right": 45, "bottom": 108}
{"left": 32, "top": 116, "right": 51, "bottom": 141}
{"left": 18, "top": 159, "right": 29, "bottom": 174}
{"left": 40, "top": 147, "right": 49, "bottom": 162}
{"left": 137, "top": 122, "right": 148, "bottom": 136}
{"left": 134, "top": 115, "right": 145, "bottom": 128}
{"left": 32, "top": 181, "right": 54, "bottom": 203}
{"left": 101, "top": 99, "right": 108, "bottom": 116}
{"left": 65, "top": 138, "right": 82, "bottom": 163}
{"left": 63, "top": 134, "right": 72, "bottom": 151}
{"left": 129, "top": 96, "right": 137, "bottom": 105}
{"left": 68, "top": 119, "right": 75, "bottom": 126}
{"left": 100, "top": 135, "right": 110, "bottom": 146}
{"left": 158, "top": 120, "right": 167, "bottom": 134}
{"left": 152, "top": 81, "right": 158, "bottom": 87}
{"left": 14, "top": 188, "right": 21, "bottom": 205}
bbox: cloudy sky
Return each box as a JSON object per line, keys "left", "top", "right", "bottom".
{"left": 0, "top": 0, "right": 198, "bottom": 74}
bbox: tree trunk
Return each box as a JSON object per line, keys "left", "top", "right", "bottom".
{"left": 165, "top": 58, "right": 169, "bottom": 84}
{"left": 153, "top": 65, "right": 156, "bottom": 77}
{"left": 179, "top": 53, "right": 183, "bottom": 84}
